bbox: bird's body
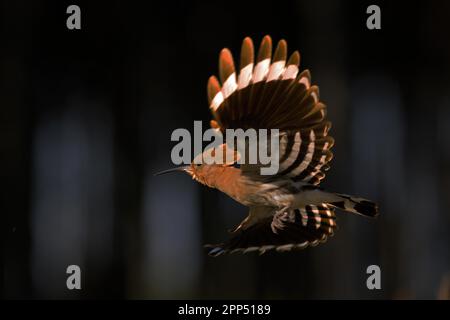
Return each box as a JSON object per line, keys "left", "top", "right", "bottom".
{"left": 195, "top": 165, "right": 375, "bottom": 232}
{"left": 158, "top": 35, "right": 379, "bottom": 256}
{"left": 204, "top": 166, "right": 328, "bottom": 208}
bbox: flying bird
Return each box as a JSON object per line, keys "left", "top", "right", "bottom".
{"left": 157, "top": 35, "right": 379, "bottom": 256}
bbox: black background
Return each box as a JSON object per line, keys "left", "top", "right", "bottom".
{"left": 2, "top": 0, "right": 450, "bottom": 299}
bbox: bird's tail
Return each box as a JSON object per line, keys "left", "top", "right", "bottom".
{"left": 328, "top": 193, "right": 379, "bottom": 218}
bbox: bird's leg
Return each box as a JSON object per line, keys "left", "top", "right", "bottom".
{"left": 229, "top": 215, "right": 251, "bottom": 233}
{"left": 271, "top": 206, "right": 290, "bottom": 234}
{"left": 229, "top": 206, "right": 275, "bottom": 233}
{"left": 229, "top": 220, "right": 246, "bottom": 233}
{"left": 275, "top": 206, "right": 290, "bottom": 216}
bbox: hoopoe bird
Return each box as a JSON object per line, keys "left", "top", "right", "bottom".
{"left": 157, "top": 36, "right": 379, "bottom": 256}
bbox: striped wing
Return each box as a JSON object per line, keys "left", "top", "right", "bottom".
{"left": 207, "top": 35, "right": 334, "bottom": 185}
{"left": 206, "top": 204, "right": 337, "bottom": 256}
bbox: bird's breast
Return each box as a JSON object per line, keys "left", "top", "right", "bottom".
{"left": 222, "top": 178, "right": 297, "bottom": 207}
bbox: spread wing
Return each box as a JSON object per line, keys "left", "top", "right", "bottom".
{"left": 207, "top": 36, "right": 334, "bottom": 185}
{"left": 206, "top": 204, "right": 337, "bottom": 256}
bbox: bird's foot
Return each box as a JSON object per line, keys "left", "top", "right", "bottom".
{"left": 275, "top": 206, "right": 290, "bottom": 216}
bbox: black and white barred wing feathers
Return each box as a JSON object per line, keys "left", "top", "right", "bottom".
{"left": 207, "top": 36, "right": 334, "bottom": 185}
{"left": 207, "top": 205, "right": 337, "bottom": 256}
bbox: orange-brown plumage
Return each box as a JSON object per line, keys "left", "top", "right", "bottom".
{"left": 158, "top": 35, "right": 379, "bottom": 256}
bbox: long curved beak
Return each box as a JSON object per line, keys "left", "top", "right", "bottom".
{"left": 154, "top": 165, "right": 190, "bottom": 176}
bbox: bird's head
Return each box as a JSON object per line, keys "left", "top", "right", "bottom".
{"left": 155, "top": 144, "right": 239, "bottom": 187}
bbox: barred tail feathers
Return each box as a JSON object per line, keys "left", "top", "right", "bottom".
{"left": 329, "top": 193, "right": 378, "bottom": 218}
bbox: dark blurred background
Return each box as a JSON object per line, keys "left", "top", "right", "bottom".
{"left": 1, "top": 0, "right": 450, "bottom": 299}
